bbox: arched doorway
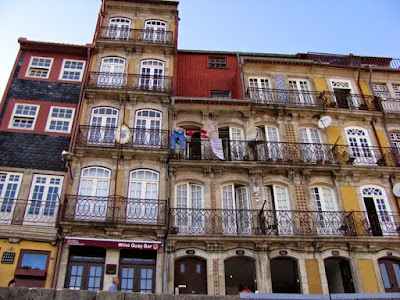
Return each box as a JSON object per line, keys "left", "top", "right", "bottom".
{"left": 270, "top": 257, "right": 300, "bottom": 293}
{"left": 224, "top": 257, "right": 256, "bottom": 295}
{"left": 378, "top": 258, "right": 400, "bottom": 292}
{"left": 324, "top": 257, "right": 355, "bottom": 293}
{"left": 174, "top": 257, "right": 207, "bottom": 294}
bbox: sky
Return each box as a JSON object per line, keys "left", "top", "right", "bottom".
{"left": 0, "top": 0, "right": 399, "bottom": 98}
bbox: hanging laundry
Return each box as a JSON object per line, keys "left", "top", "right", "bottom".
{"left": 210, "top": 138, "right": 224, "bottom": 160}
{"left": 186, "top": 129, "right": 207, "bottom": 136}
{"left": 171, "top": 129, "right": 185, "bottom": 150}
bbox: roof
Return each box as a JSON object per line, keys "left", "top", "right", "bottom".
{"left": 18, "top": 38, "right": 93, "bottom": 55}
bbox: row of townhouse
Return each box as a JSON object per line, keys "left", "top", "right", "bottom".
{"left": 1, "top": 0, "right": 400, "bottom": 296}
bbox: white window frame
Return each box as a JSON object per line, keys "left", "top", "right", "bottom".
{"left": 144, "top": 20, "right": 167, "bottom": 42}
{"left": 175, "top": 182, "right": 204, "bottom": 232}
{"left": 393, "top": 85, "right": 400, "bottom": 99}
{"left": 25, "top": 56, "right": 54, "bottom": 79}
{"left": 8, "top": 103, "right": 40, "bottom": 130}
{"left": 45, "top": 106, "right": 76, "bottom": 133}
{"left": 23, "top": 175, "right": 63, "bottom": 226}
{"left": 371, "top": 83, "right": 390, "bottom": 99}
{"left": 107, "top": 17, "right": 131, "bottom": 40}
{"left": 389, "top": 132, "right": 400, "bottom": 148}
{"left": 329, "top": 79, "right": 359, "bottom": 108}
{"left": 345, "top": 126, "right": 375, "bottom": 165}
{"left": 0, "top": 172, "right": 23, "bottom": 225}
{"left": 59, "top": 59, "right": 86, "bottom": 81}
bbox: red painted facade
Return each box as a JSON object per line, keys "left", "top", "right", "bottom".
{"left": 175, "top": 52, "right": 243, "bottom": 99}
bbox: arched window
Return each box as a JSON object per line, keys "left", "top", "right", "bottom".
{"left": 144, "top": 20, "right": 167, "bottom": 42}
{"left": 107, "top": 17, "right": 131, "bottom": 40}
{"left": 98, "top": 57, "right": 125, "bottom": 87}
{"left": 127, "top": 169, "right": 160, "bottom": 224}
{"left": 379, "top": 258, "right": 400, "bottom": 292}
{"left": 345, "top": 127, "right": 375, "bottom": 165}
{"left": 75, "top": 167, "right": 111, "bottom": 221}
{"left": 173, "top": 183, "right": 204, "bottom": 233}
{"left": 133, "top": 109, "right": 162, "bottom": 147}
{"left": 88, "top": 107, "right": 119, "bottom": 145}
{"left": 139, "top": 59, "right": 165, "bottom": 90}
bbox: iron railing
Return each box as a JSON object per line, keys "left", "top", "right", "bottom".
{"left": 380, "top": 97, "right": 400, "bottom": 113}
{"left": 169, "top": 208, "right": 400, "bottom": 237}
{"left": 97, "top": 27, "right": 174, "bottom": 45}
{"left": 87, "top": 72, "right": 172, "bottom": 93}
{"left": 76, "top": 126, "right": 170, "bottom": 149}
{"left": 173, "top": 139, "right": 400, "bottom": 167}
{"left": 247, "top": 88, "right": 379, "bottom": 111}
{"left": 0, "top": 197, "right": 59, "bottom": 227}
{"left": 62, "top": 195, "right": 167, "bottom": 225}
{"left": 303, "top": 52, "right": 400, "bottom": 70}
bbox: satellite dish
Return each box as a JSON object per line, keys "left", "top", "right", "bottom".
{"left": 115, "top": 124, "right": 131, "bottom": 144}
{"left": 393, "top": 182, "right": 400, "bottom": 197}
{"left": 318, "top": 116, "right": 332, "bottom": 129}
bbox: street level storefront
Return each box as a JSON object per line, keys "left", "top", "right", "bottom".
{"left": 58, "top": 237, "right": 162, "bottom": 292}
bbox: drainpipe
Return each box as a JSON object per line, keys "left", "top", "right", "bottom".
{"left": 51, "top": 45, "right": 93, "bottom": 288}
{"left": 238, "top": 54, "right": 246, "bottom": 99}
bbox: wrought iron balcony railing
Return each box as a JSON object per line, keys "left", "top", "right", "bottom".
{"left": 380, "top": 97, "right": 400, "bottom": 113}
{"left": 62, "top": 195, "right": 167, "bottom": 226}
{"left": 169, "top": 208, "right": 400, "bottom": 237}
{"left": 87, "top": 72, "right": 172, "bottom": 93}
{"left": 76, "top": 126, "right": 170, "bottom": 149}
{"left": 0, "top": 197, "right": 59, "bottom": 227}
{"left": 97, "top": 27, "right": 174, "bottom": 45}
{"left": 247, "top": 88, "right": 379, "bottom": 111}
{"left": 172, "top": 139, "right": 400, "bottom": 167}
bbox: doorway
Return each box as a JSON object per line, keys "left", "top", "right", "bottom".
{"left": 174, "top": 257, "right": 207, "bottom": 294}
{"left": 379, "top": 258, "right": 400, "bottom": 292}
{"left": 270, "top": 257, "right": 300, "bottom": 293}
{"left": 324, "top": 257, "right": 355, "bottom": 293}
{"left": 224, "top": 257, "right": 256, "bottom": 295}
{"left": 364, "top": 197, "right": 383, "bottom": 236}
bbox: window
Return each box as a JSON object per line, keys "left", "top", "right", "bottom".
{"left": 9, "top": 104, "right": 40, "bottom": 130}
{"left": 299, "top": 127, "right": 323, "bottom": 162}
{"left": 26, "top": 57, "right": 53, "bottom": 79}
{"left": 288, "top": 79, "right": 313, "bottom": 105}
{"left": 330, "top": 79, "right": 358, "bottom": 108}
{"left": 345, "top": 127, "right": 375, "bottom": 165}
{"left": 175, "top": 183, "right": 204, "bottom": 232}
{"left": 371, "top": 84, "right": 390, "bottom": 99}
{"left": 15, "top": 250, "right": 50, "bottom": 278}
{"left": 393, "top": 85, "right": 400, "bottom": 99}
{"left": 222, "top": 184, "right": 250, "bottom": 233}
{"left": 390, "top": 132, "right": 400, "bottom": 148}
{"left": 127, "top": 170, "right": 159, "bottom": 224}
{"left": 0, "top": 172, "right": 22, "bottom": 224}
{"left": 107, "top": 17, "right": 131, "bottom": 40}
{"left": 144, "top": 20, "right": 167, "bottom": 43}
{"left": 134, "top": 109, "right": 162, "bottom": 147}
{"left": 211, "top": 90, "right": 230, "bottom": 99}
{"left": 208, "top": 56, "right": 227, "bottom": 68}
{"left": 139, "top": 59, "right": 165, "bottom": 90}
{"left": 59, "top": 59, "right": 85, "bottom": 81}
{"left": 310, "top": 187, "right": 339, "bottom": 234}
{"left": 88, "top": 107, "right": 119, "bottom": 145}
{"left": 46, "top": 107, "right": 75, "bottom": 133}
{"left": 249, "top": 78, "right": 271, "bottom": 102}
{"left": 23, "top": 175, "right": 63, "bottom": 226}
{"left": 98, "top": 57, "right": 125, "bottom": 87}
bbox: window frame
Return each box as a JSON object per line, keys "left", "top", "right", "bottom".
{"left": 25, "top": 56, "right": 54, "bottom": 79}
{"left": 15, "top": 249, "right": 51, "bottom": 277}
{"left": 208, "top": 56, "right": 227, "bottom": 69}
{"left": 211, "top": 90, "right": 230, "bottom": 99}
{"left": 45, "top": 106, "right": 76, "bottom": 133}
{"left": 8, "top": 103, "right": 40, "bottom": 130}
{"left": 58, "top": 59, "right": 86, "bottom": 82}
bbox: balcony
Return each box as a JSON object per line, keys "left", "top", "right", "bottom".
{"left": 0, "top": 197, "right": 59, "bottom": 227}
{"left": 169, "top": 208, "right": 400, "bottom": 237}
{"left": 96, "top": 27, "right": 174, "bottom": 45}
{"left": 247, "top": 88, "right": 379, "bottom": 111}
{"left": 172, "top": 139, "right": 399, "bottom": 167}
{"left": 87, "top": 72, "right": 172, "bottom": 93}
{"left": 380, "top": 97, "right": 400, "bottom": 114}
{"left": 76, "top": 126, "right": 170, "bottom": 149}
{"left": 62, "top": 195, "right": 167, "bottom": 226}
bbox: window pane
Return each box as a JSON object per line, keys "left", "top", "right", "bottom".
{"left": 379, "top": 263, "right": 391, "bottom": 289}
{"left": 20, "top": 253, "right": 48, "bottom": 270}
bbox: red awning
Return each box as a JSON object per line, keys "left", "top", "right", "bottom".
{"left": 64, "top": 237, "right": 161, "bottom": 251}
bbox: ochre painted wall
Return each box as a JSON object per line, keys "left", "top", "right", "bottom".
{"left": 313, "top": 77, "right": 328, "bottom": 92}
{"left": 375, "top": 129, "right": 389, "bottom": 147}
{"left": 340, "top": 186, "right": 361, "bottom": 211}
{"left": 115, "top": 170, "right": 124, "bottom": 195}
{"left": 358, "top": 259, "right": 379, "bottom": 293}
{"left": 129, "top": 59, "right": 136, "bottom": 74}
{"left": 326, "top": 127, "right": 344, "bottom": 145}
{"left": 359, "top": 81, "right": 371, "bottom": 96}
{"left": 0, "top": 239, "right": 56, "bottom": 288}
{"left": 305, "top": 259, "right": 323, "bottom": 294}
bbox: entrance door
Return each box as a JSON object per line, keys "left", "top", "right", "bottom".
{"left": 270, "top": 258, "right": 300, "bottom": 293}
{"left": 98, "top": 57, "right": 125, "bottom": 87}
{"left": 379, "top": 258, "right": 400, "bottom": 292}
{"left": 325, "top": 258, "right": 355, "bottom": 293}
{"left": 175, "top": 257, "right": 207, "bottom": 294}
{"left": 224, "top": 257, "right": 256, "bottom": 295}
{"left": 75, "top": 167, "right": 110, "bottom": 221}
{"left": 139, "top": 59, "right": 164, "bottom": 91}
{"left": 88, "top": 107, "right": 118, "bottom": 145}
{"left": 127, "top": 170, "right": 159, "bottom": 224}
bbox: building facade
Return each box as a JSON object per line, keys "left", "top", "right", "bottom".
{"left": 0, "top": 38, "right": 89, "bottom": 288}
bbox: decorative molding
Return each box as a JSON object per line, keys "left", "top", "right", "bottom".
{"left": 213, "top": 259, "right": 219, "bottom": 295}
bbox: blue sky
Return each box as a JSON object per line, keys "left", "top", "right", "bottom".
{"left": 0, "top": 0, "right": 399, "bottom": 97}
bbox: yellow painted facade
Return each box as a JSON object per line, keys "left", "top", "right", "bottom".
{"left": 313, "top": 77, "right": 329, "bottom": 92}
{"left": 305, "top": 259, "right": 323, "bottom": 294}
{"left": 358, "top": 259, "right": 379, "bottom": 293}
{"left": 326, "top": 127, "right": 344, "bottom": 145}
{"left": 0, "top": 239, "right": 56, "bottom": 288}
{"left": 340, "top": 186, "right": 361, "bottom": 212}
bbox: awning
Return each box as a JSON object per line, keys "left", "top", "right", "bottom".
{"left": 64, "top": 237, "right": 161, "bottom": 251}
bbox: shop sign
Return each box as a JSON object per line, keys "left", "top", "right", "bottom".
{"left": 65, "top": 237, "right": 161, "bottom": 251}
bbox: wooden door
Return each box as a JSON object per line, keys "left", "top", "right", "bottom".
{"left": 340, "top": 260, "right": 355, "bottom": 293}
{"left": 174, "top": 257, "right": 207, "bottom": 294}
{"left": 379, "top": 259, "right": 400, "bottom": 292}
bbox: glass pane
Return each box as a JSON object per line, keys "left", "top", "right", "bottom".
{"left": 379, "top": 263, "right": 391, "bottom": 289}
{"left": 393, "top": 263, "right": 400, "bottom": 288}
{"left": 20, "top": 253, "right": 48, "bottom": 270}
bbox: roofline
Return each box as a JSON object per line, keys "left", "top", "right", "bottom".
{"left": 18, "top": 38, "right": 94, "bottom": 55}
{"left": 107, "top": 0, "right": 179, "bottom": 6}
{"left": 178, "top": 49, "right": 297, "bottom": 58}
